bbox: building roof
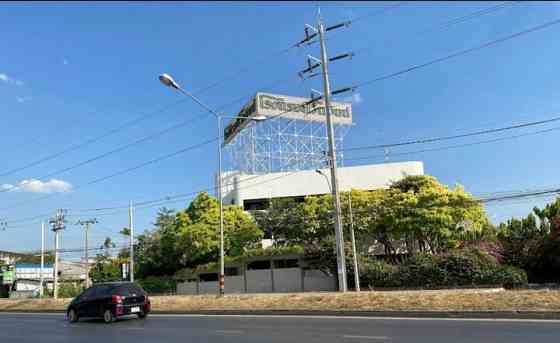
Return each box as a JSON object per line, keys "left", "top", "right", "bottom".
{"left": 15, "top": 263, "right": 54, "bottom": 268}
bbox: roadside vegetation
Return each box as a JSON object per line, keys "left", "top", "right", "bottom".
{"left": 86, "top": 175, "right": 560, "bottom": 292}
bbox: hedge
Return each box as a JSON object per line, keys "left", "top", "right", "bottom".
{"left": 137, "top": 276, "right": 177, "bottom": 294}
{"left": 360, "top": 249, "right": 528, "bottom": 289}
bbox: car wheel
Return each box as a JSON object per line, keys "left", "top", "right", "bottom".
{"left": 138, "top": 312, "right": 148, "bottom": 319}
{"left": 68, "top": 309, "right": 79, "bottom": 323}
{"left": 103, "top": 309, "right": 114, "bottom": 324}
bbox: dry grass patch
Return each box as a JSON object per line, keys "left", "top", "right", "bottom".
{"left": 150, "top": 289, "right": 560, "bottom": 312}
{"left": 0, "top": 289, "right": 559, "bottom": 313}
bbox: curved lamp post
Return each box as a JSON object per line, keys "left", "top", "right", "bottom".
{"left": 159, "top": 73, "right": 266, "bottom": 296}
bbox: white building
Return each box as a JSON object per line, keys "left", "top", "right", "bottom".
{"left": 221, "top": 161, "right": 425, "bottom": 211}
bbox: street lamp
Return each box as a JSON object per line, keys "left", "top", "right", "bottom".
{"left": 315, "top": 169, "right": 332, "bottom": 193}
{"left": 315, "top": 169, "right": 360, "bottom": 292}
{"left": 159, "top": 73, "right": 266, "bottom": 296}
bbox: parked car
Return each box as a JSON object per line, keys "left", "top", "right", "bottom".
{"left": 67, "top": 282, "right": 151, "bottom": 324}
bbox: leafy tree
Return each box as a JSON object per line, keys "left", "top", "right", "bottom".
{"left": 498, "top": 197, "right": 560, "bottom": 282}
{"left": 135, "top": 195, "right": 262, "bottom": 278}
{"left": 174, "top": 192, "right": 263, "bottom": 268}
{"left": 135, "top": 207, "right": 180, "bottom": 278}
{"left": 260, "top": 175, "right": 487, "bottom": 258}
{"left": 89, "top": 254, "right": 122, "bottom": 283}
{"left": 386, "top": 175, "right": 487, "bottom": 254}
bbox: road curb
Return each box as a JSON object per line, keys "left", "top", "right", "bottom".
{"left": 148, "top": 310, "right": 560, "bottom": 320}
{"left": 1, "top": 309, "right": 560, "bottom": 320}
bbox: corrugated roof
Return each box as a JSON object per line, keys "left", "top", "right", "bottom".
{"left": 15, "top": 263, "right": 54, "bottom": 268}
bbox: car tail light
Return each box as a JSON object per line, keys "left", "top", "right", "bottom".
{"left": 145, "top": 295, "right": 151, "bottom": 311}
{"left": 112, "top": 295, "right": 124, "bottom": 304}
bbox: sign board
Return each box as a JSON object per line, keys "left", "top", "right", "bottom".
{"left": 2, "top": 270, "right": 13, "bottom": 284}
{"left": 223, "top": 92, "right": 352, "bottom": 145}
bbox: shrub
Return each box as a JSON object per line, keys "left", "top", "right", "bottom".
{"left": 481, "top": 265, "right": 528, "bottom": 289}
{"left": 360, "top": 248, "right": 528, "bottom": 289}
{"left": 360, "top": 258, "right": 401, "bottom": 288}
{"left": 58, "top": 283, "right": 84, "bottom": 298}
{"left": 138, "top": 276, "right": 176, "bottom": 294}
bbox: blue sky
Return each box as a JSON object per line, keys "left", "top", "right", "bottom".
{"left": 1, "top": 2, "right": 560, "bottom": 256}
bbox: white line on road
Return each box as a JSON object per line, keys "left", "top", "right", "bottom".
{"left": 344, "top": 335, "right": 391, "bottom": 340}
{"left": 215, "top": 329, "right": 244, "bottom": 334}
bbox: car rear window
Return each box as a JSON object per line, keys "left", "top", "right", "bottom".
{"left": 92, "top": 285, "right": 116, "bottom": 297}
{"left": 116, "top": 284, "right": 144, "bottom": 296}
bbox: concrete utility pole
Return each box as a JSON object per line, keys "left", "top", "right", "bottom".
{"left": 49, "top": 209, "right": 67, "bottom": 299}
{"left": 348, "top": 192, "right": 360, "bottom": 292}
{"left": 76, "top": 218, "right": 97, "bottom": 288}
{"left": 129, "top": 201, "right": 134, "bottom": 283}
{"left": 318, "top": 16, "right": 347, "bottom": 292}
{"left": 298, "top": 10, "right": 353, "bottom": 292}
{"left": 40, "top": 221, "right": 45, "bottom": 297}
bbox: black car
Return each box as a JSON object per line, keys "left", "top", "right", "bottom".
{"left": 67, "top": 282, "right": 151, "bottom": 323}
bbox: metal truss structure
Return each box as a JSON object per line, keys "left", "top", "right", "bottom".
{"left": 223, "top": 116, "right": 350, "bottom": 174}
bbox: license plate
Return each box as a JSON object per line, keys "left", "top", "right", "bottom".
{"left": 131, "top": 307, "right": 140, "bottom": 313}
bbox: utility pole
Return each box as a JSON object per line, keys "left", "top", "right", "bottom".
{"left": 49, "top": 209, "right": 67, "bottom": 299}
{"left": 298, "top": 11, "right": 353, "bottom": 292}
{"left": 76, "top": 218, "right": 97, "bottom": 288}
{"left": 129, "top": 201, "right": 134, "bottom": 283}
{"left": 348, "top": 192, "right": 360, "bottom": 292}
{"left": 40, "top": 221, "right": 45, "bottom": 297}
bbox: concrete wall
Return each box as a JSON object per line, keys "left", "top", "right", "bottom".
{"left": 177, "top": 281, "right": 198, "bottom": 295}
{"left": 199, "top": 281, "right": 219, "bottom": 295}
{"left": 246, "top": 270, "right": 273, "bottom": 293}
{"left": 225, "top": 275, "right": 245, "bottom": 294}
{"left": 222, "top": 161, "right": 424, "bottom": 206}
{"left": 303, "top": 270, "right": 336, "bottom": 292}
{"left": 177, "top": 268, "right": 336, "bottom": 295}
{"left": 272, "top": 268, "right": 302, "bottom": 293}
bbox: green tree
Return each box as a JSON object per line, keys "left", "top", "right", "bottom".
{"left": 89, "top": 254, "right": 122, "bottom": 283}
{"left": 498, "top": 197, "right": 560, "bottom": 282}
{"left": 386, "top": 175, "right": 487, "bottom": 254}
{"left": 174, "top": 192, "right": 263, "bottom": 268}
{"left": 135, "top": 208, "right": 180, "bottom": 278}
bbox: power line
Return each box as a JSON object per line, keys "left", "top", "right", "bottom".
{"left": 350, "top": 17, "right": 560, "bottom": 90}
{"left": 356, "top": 1, "right": 516, "bottom": 56}
{"left": 0, "top": 98, "right": 190, "bottom": 179}
{"left": 342, "top": 116, "right": 560, "bottom": 152}
{"left": 420, "top": 1, "right": 517, "bottom": 35}
{"left": 350, "top": 1, "right": 409, "bottom": 24}
{"left": 0, "top": 137, "right": 218, "bottom": 213}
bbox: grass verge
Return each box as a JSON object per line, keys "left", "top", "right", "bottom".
{"left": 0, "top": 289, "right": 559, "bottom": 314}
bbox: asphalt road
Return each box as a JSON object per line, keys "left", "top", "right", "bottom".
{"left": 1, "top": 313, "right": 559, "bottom": 343}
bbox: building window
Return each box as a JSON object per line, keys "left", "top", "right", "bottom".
{"left": 199, "top": 273, "right": 218, "bottom": 282}
{"left": 273, "top": 259, "right": 299, "bottom": 269}
{"left": 246, "top": 260, "right": 271, "bottom": 270}
{"left": 225, "top": 267, "right": 239, "bottom": 276}
{"left": 243, "top": 199, "right": 269, "bottom": 211}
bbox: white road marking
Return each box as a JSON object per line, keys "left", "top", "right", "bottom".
{"left": 1, "top": 312, "right": 560, "bottom": 324}
{"left": 344, "top": 335, "right": 391, "bottom": 340}
{"left": 215, "top": 329, "right": 244, "bottom": 334}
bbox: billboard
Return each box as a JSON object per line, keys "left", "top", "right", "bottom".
{"left": 223, "top": 92, "right": 352, "bottom": 145}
